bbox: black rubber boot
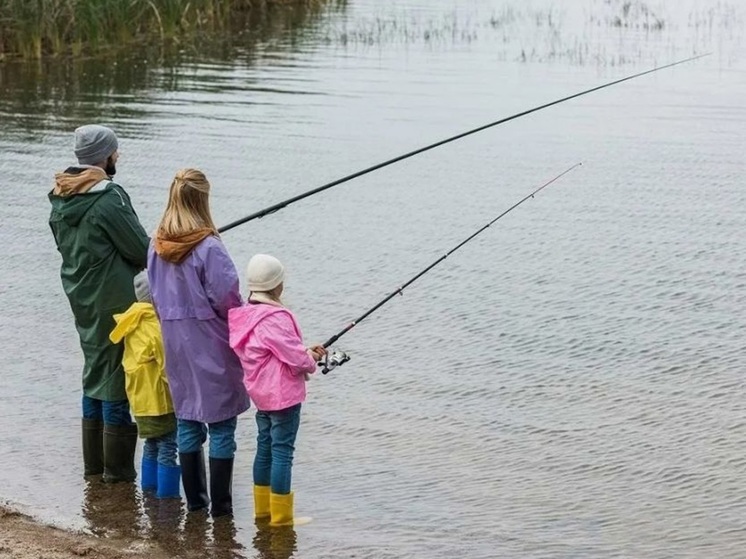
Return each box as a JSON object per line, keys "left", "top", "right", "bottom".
{"left": 82, "top": 418, "right": 104, "bottom": 476}
{"left": 102, "top": 424, "right": 138, "bottom": 483}
{"left": 180, "top": 450, "right": 210, "bottom": 512}
{"left": 209, "top": 457, "right": 234, "bottom": 518}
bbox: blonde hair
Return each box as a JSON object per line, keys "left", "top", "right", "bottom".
{"left": 157, "top": 168, "right": 218, "bottom": 237}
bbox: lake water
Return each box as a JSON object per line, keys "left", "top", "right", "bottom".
{"left": 1, "top": 0, "right": 745, "bottom": 557}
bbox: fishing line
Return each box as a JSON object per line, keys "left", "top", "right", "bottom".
{"left": 318, "top": 162, "right": 583, "bottom": 373}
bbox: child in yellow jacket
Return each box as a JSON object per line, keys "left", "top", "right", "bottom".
{"left": 110, "top": 271, "right": 180, "bottom": 499}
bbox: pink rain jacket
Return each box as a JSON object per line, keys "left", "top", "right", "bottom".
{"left": 228, "top": 302, "right": 316, "bottom": 411}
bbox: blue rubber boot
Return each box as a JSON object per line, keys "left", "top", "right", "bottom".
{"left": 141, "top": 457, "right": 158, "bottom": 492}
{"left": 156, "top": 464, "right": 181, "bottom": 499}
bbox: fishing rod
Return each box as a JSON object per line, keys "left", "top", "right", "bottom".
{"left": 218, "top": 53, "right": 709, "bottom": 234}
{"left": 317, "top": 162, "right": 582, "bottom": 374}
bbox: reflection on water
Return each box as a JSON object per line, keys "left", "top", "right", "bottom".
{"left": 82, "top": 481, "right": 142, "bottom": 540}
{"left": 83, "top": 479, "right": 251, "bottom": 558}
{"left": 0, "top": 1, "right": 345, "bottom": 143}
{"left": 2, "top": 0, "right": 746, "bottom": 558}
{"left": 142, "top": 494, "right": 183, "bottom": 549}
{"left": 253, "top": 525, "right": 298, "bottom": 559}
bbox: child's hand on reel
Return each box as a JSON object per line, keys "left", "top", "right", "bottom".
{"left": 307, "top": 345, "right": 327, "bottom": 362}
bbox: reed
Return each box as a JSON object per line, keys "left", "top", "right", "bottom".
{"left": 0, "top": 0, "right": 334, "bottom": 59}
{"left": 318, "top": 0, "right": 741, "bottom": 67}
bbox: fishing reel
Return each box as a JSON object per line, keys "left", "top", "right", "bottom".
{"left": 319, "top": 349, "right": 350, "bottom": 374}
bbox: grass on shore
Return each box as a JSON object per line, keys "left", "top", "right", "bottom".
{"left": 0, "top": 0, "right": 333, "bottom": 59}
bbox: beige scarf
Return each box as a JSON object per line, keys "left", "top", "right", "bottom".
{"left": 249, "top": 292, "right": 284, "bottom": 307}
{"left": 153, "top": 228, "right": 214, "bottom": 263}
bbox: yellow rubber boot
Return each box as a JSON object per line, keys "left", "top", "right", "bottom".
{"left": 270, "top": 492, "right": 294, "bottom": 526}
{"left": 254, "top": 485, "right": 271, "bottom": 520}
{"left": 270, "top": 492, "right": 312, "bottom": 526}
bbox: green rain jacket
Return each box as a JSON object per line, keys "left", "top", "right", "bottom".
{"left": 49, "top": 168, "right": 150, "bottom": 401}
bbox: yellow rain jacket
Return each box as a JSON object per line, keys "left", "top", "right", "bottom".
{"left": 110, "top": 302, "right": 174, "bottom": 422}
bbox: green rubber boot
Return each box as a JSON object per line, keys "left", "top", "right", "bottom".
{"left": 82, "top": 418, "right": 104, "bottom": 476}
{"left": 102, "top": 424, "right": 138, "bottom": 483}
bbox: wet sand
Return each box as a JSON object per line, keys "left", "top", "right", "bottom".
{"left": 0, "top": 506, "right": 169, "bottom": 559}
{"left": 2, "top": 481, "right": 297, "bottom": 559}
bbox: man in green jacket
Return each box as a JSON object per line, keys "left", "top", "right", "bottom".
{"left": 49, "top": 125, "right": 150, "bottom": 483}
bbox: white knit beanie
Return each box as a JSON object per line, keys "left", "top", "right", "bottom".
{"left": 247, "top": 254, "right": 285, "bottom": 292}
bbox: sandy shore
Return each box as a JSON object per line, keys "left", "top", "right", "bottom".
{"left": 0, "top": 497, "right": 292, "bottom": 559}
{"left": 0, "top": 506, "right": 170, "bottom": 559}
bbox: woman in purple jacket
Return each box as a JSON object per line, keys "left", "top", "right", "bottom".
{"left": 147, "top": 168, "right": 250, "bottom": 518}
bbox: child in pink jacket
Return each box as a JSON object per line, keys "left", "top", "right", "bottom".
{"left": 228, "top": 254, "right": 326, "bottom": 526}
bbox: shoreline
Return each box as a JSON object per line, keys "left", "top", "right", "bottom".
{"left": 1, "top": 494, "right": 280, "bottom": 559}
{"left": 0, "top": 505, "right": 169, "bottom": 559}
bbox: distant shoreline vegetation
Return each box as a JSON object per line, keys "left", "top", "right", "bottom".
{"left": 0, "top": 0, "right": 335, "bottom": 59}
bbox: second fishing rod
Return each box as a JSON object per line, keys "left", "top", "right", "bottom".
{"left": 316, "top": 162, "right": 582, "bottom": 374}
{"left": 218, "top": 53, "right": 708, "bottom": 234}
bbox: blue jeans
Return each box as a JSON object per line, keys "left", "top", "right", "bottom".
{"left": 143, "top": 431, "right": 178, "bottom": 467}
{"left": 177, "top": 417, "right": 237, "bottom": 460}
{"left": 253, "top": 404, "right": 301, "bottom": 495}
{"left": 82, "top": 396, "right": 132, "bottom": 426}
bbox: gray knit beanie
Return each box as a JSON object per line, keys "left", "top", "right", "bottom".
{"left": 133, "top": 271, "right": 151, "bottom": 303}
{"left": 247, "top": 254, "right": 285, "bottom": 292}
{"left": 74, "top": 125, "right": 118, "bottom": 165}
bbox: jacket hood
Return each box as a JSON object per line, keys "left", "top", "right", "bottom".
{"left": 48, "top": 167, "right": 113, "bottom": 227}
{"left": 110, "top": 302, "right": 157, "bottom": 344}
{"left": 53, "top": 166, "right": 109, "bottom": 197}
{"left": 153, "top": 228, "right": 215, "bottom": 264}
{"left": 228, "top": 303, "right": 289, "bottom": 350}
